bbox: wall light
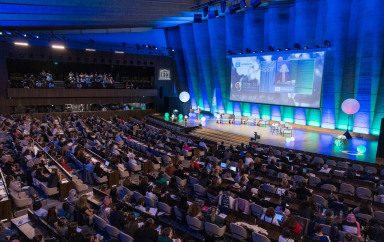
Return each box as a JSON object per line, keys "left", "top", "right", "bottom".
{"left": 14, "top": 41, "right": 29, "bottom": 46}
{"left": 51, "top": 44, "right": 65, "bottom": 50}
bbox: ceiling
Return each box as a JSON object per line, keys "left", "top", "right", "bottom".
{"left": 0, "top": 0, "right": 205, "bottom": 30}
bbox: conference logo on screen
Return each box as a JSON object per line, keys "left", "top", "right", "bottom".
{"left": 159, "top": 69, "right": 171, "bottom": 80}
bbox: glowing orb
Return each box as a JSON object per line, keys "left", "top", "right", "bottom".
{"left": 179, "top": 91, "right": 190, "bottom": 103}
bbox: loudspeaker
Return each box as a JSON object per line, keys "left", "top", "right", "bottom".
{"left": 377, "top": 118, "right": 384, "bottom": 158}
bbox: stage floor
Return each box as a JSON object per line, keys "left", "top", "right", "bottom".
{"left": 195, "top": 119, "right": 379, "bottom": 164}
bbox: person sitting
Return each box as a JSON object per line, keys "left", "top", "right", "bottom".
{"left": 341, "top": 213, "right": 361, "bottom": 238}
{"left": 158, "top": 227, "right": 181, "bottom": 242}
{"left": 353, "top": 201, "right": 374, "bottom": 216}
{"left": 33, "top": 200, "right": 48, "bottom": 218}
{"left": 261, "top": 207, "right": 280, "bottom": 225}
{"left": 281, "top": 215, "right": 303, "bottom": 235}
{"left": 109, "top": 203, "right": 125, "bottom": 230}
{"left": 93, "top": 162, "right": 106, "bottom": 178}
{"left": 47, "top": 168, "right": 60, "bottom": 188}
{"left": 366, "top": 218, "right": 384, "bottom": 241}
{"left": 187, "top": 202, "right": 203, "bottom": 220}
{"left": 134, "top": 218, "right": 158, "bottom": 242}
{"left": 294, "top": 182, "right": 312, "bottom": 201}
{"left": 312, "top": 224, "right": 331, "bottom": 242}
{"left": 319, "top": 164, "right": 331, "bottom": 174}
{"left": 135, "top": 197, "right": 146, "bottom": 213}
{"left": 123, "top": 213, "right": 139, "bottom": 236}
{"left": 145, "top": 186, "right": 158, "bottom": 202}
{"left": 46, "top": 206, "right": 58, "bottom": 227}
{"left": 278, "top": 228, "right": 295, "bottom": 242}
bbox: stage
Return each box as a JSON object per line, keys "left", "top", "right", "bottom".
{"left": 180, "top": 117, "right": 380, "bottom": 165}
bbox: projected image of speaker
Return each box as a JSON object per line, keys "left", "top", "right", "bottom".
{"left": 377, "top": 118, "right": 384, "bottom": 159}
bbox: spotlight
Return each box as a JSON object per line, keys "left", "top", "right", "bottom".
{"left": 35, "top": 35, "right": 39, "bottom": 39}
{"left": 277, "top": 48, "right": 282, "bottom": 51}
{"left": 252, "top": 51, "right": 257, "bottom": 54}
{"left": 85, "top": 48, "right": 96, "bottom": 52}
{"left": 303, "top": 45, "right": 309, "bottom": 50}
{"left": 171, "top": 49, "right": 175, "bottom": 52}
{"left": 324, "top": 40, "right": 331, "bottom": 47}
{"left": 14, "top": 41, "right": 29, "bottom": 46}
{"left": 268, "top": 46, "right": 274, "bottom": 51}
{"left": 114, "top": 51, "right": 124, "bottom": 54}
{"left": 285, "top": 48, "right": 289, "bottom": 51}
{"left": 23, "top": 34, "right": 27, "bottom": 37}
{"left": 239, "top": 51, "right": 243, "bottom": 55}
{"left": 259, "top": 49, "right": 264, "bottom": 53}
{"left": 6, "top": 31, "right": 11, "bottom": 35}
{"left": 293, "top": 43, "right": 301, "bottom": 49}
{"left": 51, "top": 44, "right": 65, "bottom": 50}
{"left": 0, "top": 32, "right": 2, "bottom": 35}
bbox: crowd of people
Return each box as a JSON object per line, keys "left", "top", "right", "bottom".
{"left": 9, "top": 71, "right": 55, "bottom": 88}
{"left": 66, "top": 72, "right": 115, "bottom": 89}
{"left": 0, "top": 114, "right": 384, "bottom": 242}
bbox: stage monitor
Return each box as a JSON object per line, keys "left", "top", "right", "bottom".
{"left": 230, "top": 50, "right": 326, "bottom": 108}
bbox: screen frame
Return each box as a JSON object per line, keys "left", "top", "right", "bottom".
{"left": 227, "top": 48, "right": 327, "bottom": 109}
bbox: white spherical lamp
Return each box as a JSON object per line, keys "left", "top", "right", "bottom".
{"left": 179, "top": 91, "right": 190, "bottom": 103}
{"left": 341, "top": 98, "right": 360, "bottom": 115}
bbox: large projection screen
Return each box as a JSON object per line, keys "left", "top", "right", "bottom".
{"left": 230, "top": 51, "right": 325, "bottom": 108}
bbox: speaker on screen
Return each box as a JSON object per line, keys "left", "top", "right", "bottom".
{"left": 377, "top": 118, "right": 384, "bottom": 158}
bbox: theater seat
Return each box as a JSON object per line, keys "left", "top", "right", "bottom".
{"left": 204, "top": 222, "right": 226, "bottom": 238}
{"left": 251, "top": 232, "right": 271, "bottom": 242}
{"left": 119, "top": 232, "right": 134, "bottom": 242}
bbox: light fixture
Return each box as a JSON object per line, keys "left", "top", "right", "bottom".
{"left": 51, "top": 44, "right": 65, "bottom": 50}
{"left": 23, "top": 34, "right": 27, "bottom": 37}
{"left": 114, "top": 51, "right": 124, "bottom": 54}
{"left": 35, "top": 35, "right": 39, "bottom": 39}
{"left": 85, "top": 48, "right": 96, "bottom": 52}
{"left": 0, "top": 32, "right": 3, "bottom": 35}
{"left": 14, "top": 41, "right": 29, "bottom": 46}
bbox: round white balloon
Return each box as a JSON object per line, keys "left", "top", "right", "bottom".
{"left": 179, "top": 91, "right": 190, "bottom": 103}
{"left": 341, "top": 98, "right": 360, "bottom": 115}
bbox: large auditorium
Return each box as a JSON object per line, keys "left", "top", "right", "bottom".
{"left": 0, "top": 0, "right": 384, "bottom": 242}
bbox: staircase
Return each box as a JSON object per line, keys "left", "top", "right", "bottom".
{"left": 190, "top": 127, "right": 250, "bottom": 147}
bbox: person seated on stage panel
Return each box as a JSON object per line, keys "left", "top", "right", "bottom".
{"left": 319, "top": 164, "right": 332, "bottom": 174}
{"left": 261, "top": 207, "right": 280, "bottom": 226}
